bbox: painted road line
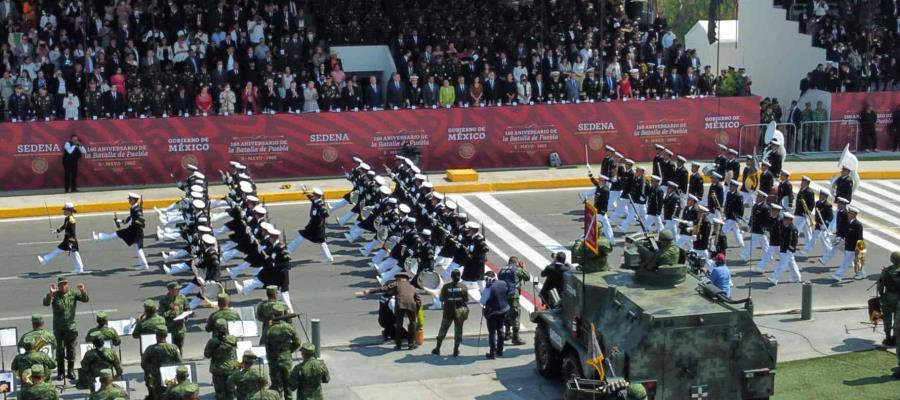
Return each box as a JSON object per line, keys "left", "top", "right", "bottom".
{"left": 0, "top": 276, "right": 19, "bottom": 281}
{"left": 0, "top": 309, "right": 118, "bottom": 322}
{"left": 856, "top": 182, "right": 900, "bottom": 217}
{"left": 809, "top": 183, "right": 900, "bottom": 237}
{"left": 18, "top": 238, "right": 94, "bottom": 246}
{"left": 870, "top": 180, "right": 900, "bottom": 195}
{"left": 484, "top": 240, "right": 539, "bottom": 313}
{"left": 476, "top": 194, "right": 572, "bottom": 261}
{"left": 453, "top": 196, "right": 551, "bottom": 274}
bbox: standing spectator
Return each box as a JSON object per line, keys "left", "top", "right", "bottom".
{"left": 438, "top": 78, "right": 454, "bottom": 107}
{"left": 195, "top": 86, "right": 213, "bottom": 114}
{"left": 469, "top": 76, "right": 483, "bottom": 105}
{"left": 813, "top": 101, "right": 829, "bottom": 151}
{"left": 363, "top": 75, "right": 382, "bottom": 109}
{"left": 62, "top": 134, "right": 86, "bottom": 193}
{"left": 564, "top": 72, "right": 579, "bottom": 102}
{"left": 502, "top": 72, "right": 517, "bottom": 104}
{"left": 422, "top": 75, "right": 438, "bottom": 107}
{"left": 302, "top": 81, "right": 319, "bottom": 112}
{"left": 8, "top": 84, "right": 30, "bottom": 121}
{"left": 342, "top": 77, "right": 363, "bottom": 110}
{"left": 859, "top": 103, "right": 878, "bottom": 152}
{"left": 260, "top": 79, "right": 279, "bottom": 113}
{"left": 385, "top": 73, "right": 406, "bottom": 109}
{"left": 219, "top": 83, "right": 236, "bottom": 115}
{"left": 104, "top": 88, "right": 126, "bottom": 118}
{"left": 786, "top": 100, "right": 802, "bottom": 152}
{"left": 285, "top": 81, "right": 303, "bottom": 113}
{"left": 516, "top": 74, "right": 532, "bottom": 104}
{"left": 479, "top": 271, "right": 509, "bottom": 360}
{"left": 241, "top": 82, "right": 259, "bottom": 114}
{"left": 109, "top": 67, "right": 126, "bottom": 96}
{"left": 173, "top": 87, "right": 194, "bottom": 116}
{"left": 801, "top": 102, "right": 815, "bottom": 151}
{"left": 62, "top": 91, "right": 79, "bottom": 120}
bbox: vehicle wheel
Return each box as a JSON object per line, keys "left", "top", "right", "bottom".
{"left": 534, "top": 323, "right": 562, "bottom": 379}
{"left": 562, "top": 351, "right": 584, "bottom": 382}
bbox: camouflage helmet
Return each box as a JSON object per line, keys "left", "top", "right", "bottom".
{"left": 214, "top": 318, "right": 228, "bottom": 333}
{"left": 627, "top": 383, "right": 648, "bottom": 399}
{"left": 892, "top": 251, "right": 900, "bottom": 266}
{"left": 658, "top": 230, "right": 675, "bottom": 242}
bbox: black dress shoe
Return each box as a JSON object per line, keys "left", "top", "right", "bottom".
{"left": 452, "top": 349, "right": 460, "bottom": 357}
{"left": 485, "top": 352, "right": 495, "bottom": 359}
{"left": 431, "top": 348, "right": 440, "bottom": 355}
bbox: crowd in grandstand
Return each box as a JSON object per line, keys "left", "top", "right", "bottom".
{"left": 0, "top": 0, "right": 755, "bottom": 122}
{"left": 792, "top": 0, "right": 899, "bottom": 93}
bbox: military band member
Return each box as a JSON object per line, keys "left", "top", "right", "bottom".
{"left": 877, "top": 252, "right": 900, "bottom": 347}
{"left": 673, "top": 156, "right": 689, "bottom": 199}
{"left": 38, "top": 203, "right": 86, "bottom": 274}
{"left": 42, "top": 276, "right": 89, "bottom": 380}
{"left": 159, "top": 282, "right": 189, "bottom": 352}
{"left": 651, "top": 145, "right": 666, "bottom": 179}
{"left": 661, "top": 182, "right": 681, "bottom": 234}
{"left": 833, "top": 165, "right": 856, "bottom": 202}
{"left": 286, "top": 188, "right": 334, "bottom": 263}
{"left": 714, "top": 144, "right": 729, "bottom": 178}
{"left": 777, "top": 170, "right": 794, "bottom": 211}
{"left": 758, "top": 161, "right": 776, "bottom": 195}
{"left": 330, "top": 157, "right": 366, "bottom": 212}
{"left": 90, "top": 369, "right": 126, "bottom": 400}
{"left": 19, "top": 315, "right": 56, "bottom": 352}
{"left": 80, "top": 333, "right": 123, "bottom": 387}
{"left": 588, "top": 173, "right": 614, "bottom": 243}
{"left": 608, "top": 152, "right": 627, "bottom": 218}
{"left": 261, "top": 304, "right": 300, "bottom": 397}
{"left": 739, "top": 155, "right": 759, "bottom": 206}
{"left": 644, "top": 175, "right": 664, "bottom": 232}
{"left": 132, "top": 300, "right": 167, "bottom": 340}
{"left": 619, "top": 165, "right": 648, "bottom": 231}
{"left": 832, "top": 206, "right": 866, "bottom": 281}
{"left": 140, "top": 327, "right": 181, "bottom": 400}
{"left": 84, "top": 312, "right": 120, "bottom": 347}
{"left": 724, "top": 149, "right": 740, "bottom": 180}
{"left": 740, "top": 191, "right": 771, "bottom": 261}
{"left": 722, "top": 181, "right": 745, "bottom": 248}
{"left": 794, "top": 176, "right": 815, "bottom": 240}
{"left": 690, "top": 205, "right": 712, "bottom": 259}
{"left": 801, "top": 189, "right": 834, "bottom": 256}
{"left": 93, "top": 193, "right": 149, "bottom": 270}
{"left": 820, "top": 197, "right": 850, "bottom": 265}
{"left": 257, "top": 286, "right": 288, "bottom": 342}
{"left": 204, "top": 319, "right": 237, "bottom": 400}
{"left": 687, "top": 162, "right": 705, "bottom": 201}
{"left": 229, "top": 352, "right": 263, "bottom": 400}
{"left": 675, "top": 195, "right": 699, "bottom": 249}
{"left": 766, "top": 137, "right": 785, "bottom": 176}
{"left": 288, "top": 342, "right": 330, "bottom": 400}
{"left": 11, "top": 338, "right": 56, "bottom": 381}
{"left": 769, "top": 212, "right": 801, "bottom": 285}
{"left": 19, "top": 365, "right": 57, "bottom": 400}
{"left": 705, "top": 172, "right": 724, "bottom": 219}
{"left": 756, "top": 204, "right": 784, "bottom": 274}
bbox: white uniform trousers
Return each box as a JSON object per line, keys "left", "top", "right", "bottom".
{"left": 645, "top": 214, "right": 663, "bottom": 233}
{"left": 770, "top": 251, "right": 801, "bottom": 283}
{"left": 794, "top": 215, "right": 813, "bottom": 240}
{"left": 722, "top": 219, "right": 745, "bottom": 247}
{"left": 803, "top": 229, "right": 833, "bottom": 255}
{"left": 820, "top": 238, "right": 843, "bottom": 264}
{"left": 833, "top": 250, "right": 859, "bottom": 280}
{"left": 740, "top": 233, "right": 769, "bottom": 261}
{"left": 611, "top": 192, "right": 627, "bottom": 219}
{"left": 598, "top": 213, "right": 614, "bottom": 243}
{"left": 608, "top": 191, "right": 622, "bottom": 218}
{"left": 756, "top": 244, "right": 780, "bottom": 273}
{"left": 619, "top": 203, "right": 646, "bottom": 231}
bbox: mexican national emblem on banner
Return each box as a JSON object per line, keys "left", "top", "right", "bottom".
{"left": 586, "top": 323, "right": 606, "bottom": 380}
{"left": 584, "top": 201, "right": 599, "bottom": 254}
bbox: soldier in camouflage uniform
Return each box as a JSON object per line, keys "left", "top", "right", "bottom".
{"left": 19, "top": 365, "right": 57, "bottom": 400}
{"left": 85, "top": 311, "right": 121, "bottom": 346}
{"left": 196, "top": 67, "right": 213, "bottom": 96}
{"left": 498, "top": 256, "right": 532, "bottom": 345}
{"left": 162, "top": 365, "right": 198, "bottom": 400}
{"left": 90, "top": 369, "right": 128, "bottom": 400}
{"left": 149, "top": 82, "right": 171, "bottom": 117}
{"left": 82, "top": 81, "right": 105, "bottom": 119}
{"left": 160, "top": 282, "right": 189, "bottom": 352}
{"left": 42, "top": 276, "right": 89, "bottom": 380}
{"left": 80, "top": 333, "right": 123, "bottom": 388}
{"left": 288, "top": 342, "right": 329, "bottom": 400}
{"left": 228, "top": 351, "right": 264, "bottom": 400}
{"left": 256, "top": 286, "right": 287, "bottom": 343}
{"left": 321, "top": 77, "right": 340, "bottom": 111}
{"left": 635, "top": 230, "right": 680, "bottom": 271}
{"left": 431, "top": 269, "right": 468, "bottom": 357}
{"left": 32, "top": 87, "right": 55, "bottom": 120}
{"left": 11, "top": 338, "right": 57, "bottom": 380}
{"left": 204, "top": 319, "right": 238, "bottom": 400}
{"left": 205, "top": 293, "right": 241, "bottom": 332}
{"left": 18, "top": 315, "right": 55, "bottom": 352}
{"left": 249, "top": 373, "right": 281, "bottom": 400}
{"left": 132, "top": 300, "right": 168, "bottom": 339}
{"left": 878, "top": 251, "right": 900, "bottom": 347}
{"left": 129, "top": 85, "right": 149, "bottom": 117}
{"left": 141, "top": 327, "right": 182, "bottom": 400}
{"left": 262, "top": 304, "right": 300, "bottom": 398}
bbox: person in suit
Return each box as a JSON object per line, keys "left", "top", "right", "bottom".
{"left": 364, "top": 75, "right": 383, "bottom": 109}
{"left": 603, "top": 70, "right": 617, "bottom": 100}
{"left": 422, "top": 75, "right": 439, "bottom": 107}
{"left": 104, "top": 89, "right": 126, "bottom": 118}
{"left": 385, "top": 73, "right": 406, "bottom": 109}
{"left": 667, "top": 68, "right": 684, "bottom": 98}
{"left": 454, "top": 75, "right": 469, "bottom": 106}
{"left": 532, "top": 74, "right": 546, "bottom": 103}
{"left": 564, "top": 72, "right": 579, "bottom": 102}
{"left": 483, "top": 71, "right": 499, "bottom": 105}
{"left": 341, "top": 77, "right": 363, "bottom": 110}
{"left": 786, "top": 100, "right": 802, "bottom": 151}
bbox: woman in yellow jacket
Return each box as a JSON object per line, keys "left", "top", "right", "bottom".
{"left": 438, "top": 79, "right": 455, "bottom": 108}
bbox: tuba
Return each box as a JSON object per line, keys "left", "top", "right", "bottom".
{"left": 853, "top": 239, "right": 867, "bottom": 275}
{"left": 200, "top": 281, "right": 227, "bottom": 309}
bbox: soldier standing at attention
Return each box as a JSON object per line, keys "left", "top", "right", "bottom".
{"left": 90, "top": 369, "right": 127, "bottom": 400}
{"left": 205, "top": 293, "right": 242, "bottom": 332}
{"left": 204, "top": 319, "right": 238, "bottom": 400}
{"left": 288, "top": 342, "right": 330, "bottom": 400}
{"left": 162, "top": 366, "right": 198, "bottom": 400}
{"left": 141, "top": 327, "right": 182, "bottom": 400}
{"left": 159, "top": 282, "right": 189, "bottom": 352}
{"left": 228, "top": 352, "right": 264, "bottom": 400}
{"left": 256, "top": 286, "right": 287, "bottom": 343}
{"left": 878, "top": 252, "right": 900, "bottom": 347}
{"left": 18, "top": 365, "right": 57, "bottom": 400}
{"left": 18, "top": 315, "right": 55, "bottom": 352}
{"left": 431, "top": 269, "right": 469, "bottom": 357}
{"left": 262, "top": 304, "right": 301, "bottom": 398}
{"left": 498, "top": 256, "right": 531, "bottom": 346}
{"left": 132, "top": 300, "right": 168, "bottom": 339}
{"left": 93, "top": 193, "right": 150, "bottom": 270}
{"left": 37, "top": 203, "right": 86, "bottom": 274}
{"left": 42, "top": 276, "right": 88, "bottom": 380}
{"left": 85, "top": 312, "right": 121, "bottom": 346}
{"left": 62, "top": 134, "right": 86, "bottom": 193}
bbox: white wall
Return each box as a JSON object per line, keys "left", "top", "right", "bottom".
{"left": 736, "top": 0, "right": 825, "bottom": 105}
{"left": 330, "top": 45, "right": 397, "bottom": 84}
{"left": 685, "top": 21, "right": 742, "bottom": 73}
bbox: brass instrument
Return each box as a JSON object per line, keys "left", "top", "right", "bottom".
{"left": 200, "top": 281, "right": 226, "bottom": 309}
{"left": 854, "top": 239, "right": 867, "bottom": 275}
{"left": 709, "top": 218, "right": 724, "bottom": 253}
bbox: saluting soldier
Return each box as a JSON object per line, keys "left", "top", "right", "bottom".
{"left": 18, "top": 315, "right": 56, "bottom": 353}
{"left": 93, "top": 193, "right": 149, "bottom": 270}
{"left": 141, "top": 327, "right": 182, "bottom": 400}
{"left": 90, "top": 369, "right": 127, "bottom": 400}
{"left": 79, "top": 333, "right": 123, "bottom": 388}
{"left": 288, "top": 342, "right": 330, "bottom": 400}
{"left": 740, "top": 191, "right": 772, "bottom": 261}
{"left": 132, "top": 300, "right": 168, "bottom": 339}
{"left": 82, "top": 82, "right": 105, "bottom": 119}
{"left": 205, "top": 293, "right": 241, "bottom": 332}
{"left": 159, "top": 282, "right": 190, "bottom": 352}
{"left": 204, "top": 319, "right": 238, "bottom": 400}
{"left": 33, "top": 87, "right": 55, "bottom": 120}
{"left": 11, "top": 338, "right": 57, "bottom": 381}
{"left": 256, "top": 286, "right": 288, "bottom": 343}
{"left": 262, "top": 304, "right": 301, "bottom": 397}
{"left": 228, "top": 351, "right": 264, "bottom": 400}
{"left": 42, "top": 276, "right": 88, "bottom": 380}
{"left": 725, "top": 149, "right": 741, "bottom": 181}
{"left": 162, "top": 365, "right": 198, "bottom": 400}
{"left": 37, "top": 203, "right": 86, "bottom": 274}
{"left": 619, "top": 165, "right": 648, "bottom": 231}
{"left": 801, "top": 189, "right": 834, "bottom": 256}
{"left": 878, "top": 252, "right": 900, "bottom": 347}
{"left": 498, "top": 257, "right": 531, "bottom": 346}
{"left": 286, "top": 188, "right": 334, "bottom": 263}
{"left": 18, "top": 365, "right": 57, "bottom": 400}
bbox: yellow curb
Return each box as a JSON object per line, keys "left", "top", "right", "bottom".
{"left": 2, "top": 171, "right": 898, "bottom": 219}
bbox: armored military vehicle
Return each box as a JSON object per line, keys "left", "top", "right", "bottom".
{"left": 532, "top": 234, "right": 777, "bottom": 399}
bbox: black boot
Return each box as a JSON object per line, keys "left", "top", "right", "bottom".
{"left": 66, "top": 361, "right": 76, "bottom": 380}
{"left": 883, "top": 332, "right": 895, "bottom": 346}
{"left": 511, "top": 334, "right": 526, "bottom": 346}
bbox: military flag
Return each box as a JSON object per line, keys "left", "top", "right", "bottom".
{"left": 586, "top": 323, "right": 606, "bottom": 380}
{"left": 584, "top": 201, "right": 599, "bottom": 254}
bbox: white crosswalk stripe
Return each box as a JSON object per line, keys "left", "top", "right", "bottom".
{"left": 799, "top": 182, "right": 900, "bottom": 253}
{"left": 476, "top": 194, "right": 572, "bottom": 261}
{"left": 453, "top": 196, "right": 551, "bottom": 270}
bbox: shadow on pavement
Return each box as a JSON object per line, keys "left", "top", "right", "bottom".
{"left": 843, "top": 374, "right": 898, "bottom": 386}
{"left": 832, "top": 337, "right": 878, "bottom": 353}
{"left": 476, "top": 361, "right": 563, "bottom": 400}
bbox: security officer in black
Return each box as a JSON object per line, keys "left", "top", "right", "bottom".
{"left": 833, "top": 166, "right": 855, "bottom": 202}
{"left": 8, "top": 84, "right": 31, "bottom": 121}
{"left": 431, "top": 269, "right": 469, "bottom": 357}
{"left": 82, "top": 82, "right": 104, "bottom": 119}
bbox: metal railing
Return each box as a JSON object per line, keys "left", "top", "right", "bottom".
{"left": 737, "top": 123, "right": 798, "bottom": 155}
{"left": 797, "top": 120, "right": 859, "bottom": 154}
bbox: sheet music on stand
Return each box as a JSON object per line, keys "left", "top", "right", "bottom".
{"left": 0, "top": 328, "right": 16, "bottom": 347}
{"left": 173, "top": 311, "right": 193, "bottom": 322}
{"left": 159, "top": 363, "right": 196, "bottom": 387}
{"left": 79, "top": 341, "right": 113, "bottom": 361}
{"left": 140, "top": 334, "right": 172, "bottom": 354}
{"left": 92, "top": 378, "right": 127, "bottom": 392}
{"left": 235, "top": 341, "right": 268, "bottom": 364}
{"left": 227, "top": 320, "right": 259, "bottom": 338}
{"left": 235, "top": 307, "right": 256, "bottom": 321}
{"left": 107, "top": 318, "right": 136, "bottom": 336}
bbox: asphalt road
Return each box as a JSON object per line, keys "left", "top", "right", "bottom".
{"left": 0, "top": 180, "right": 898, "bottom": 398}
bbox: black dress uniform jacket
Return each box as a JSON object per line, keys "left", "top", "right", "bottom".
{"left": 299, "top": 197, "right": 329, "bottom": 243}
{"left": 844, "top": 218, "right": 863, "bottom": 252}
{"left": 117, "top": 204, "right": 145, "bottom": 247}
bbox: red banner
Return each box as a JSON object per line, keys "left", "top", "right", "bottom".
{"left": 830, "top": 92, "right": 899, "bottom": 150}
{"left": 0, "top": 96, "right": 759, "bottom": 191}
{"left": 583, "top": 201, "right": 599, "bottom": 255}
